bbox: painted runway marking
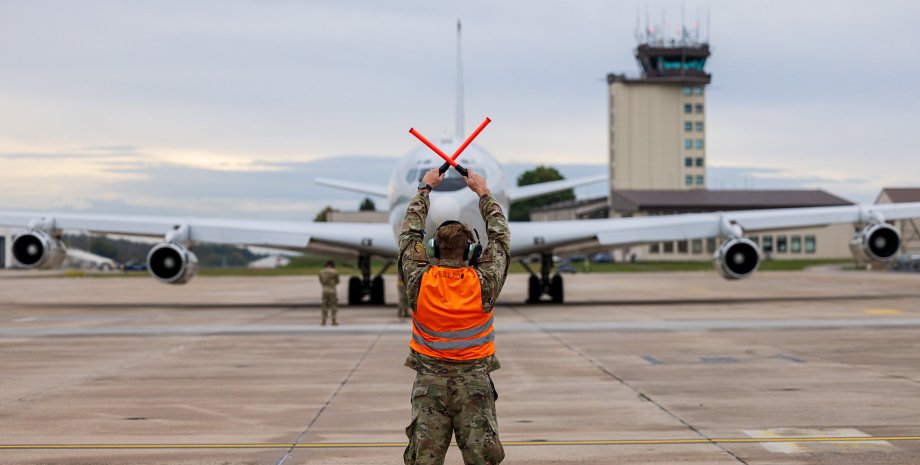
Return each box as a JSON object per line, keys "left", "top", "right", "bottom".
{"left": 640, "top": 355, "right": 665, "bottom": 365}
{"left": 1, "top": 435, "right": 918, "bottom": 450}
{"left": 773, "top": 353, "right": 807, "bottom": 364}
{"left": 700, "top": 356, "right": 738, "bottom": 364}
{"left": 744, "top": 428, "right": 893, "bottom": 454}
{"left": 866, "top": 308, "right": 902, "bottom": 315}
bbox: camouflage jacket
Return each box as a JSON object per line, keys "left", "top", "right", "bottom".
{"left": 398, "top": 190, "right": 510, "bottom": 375}
{"left": 318, "top": 267, "right": 339, "bottom": 292}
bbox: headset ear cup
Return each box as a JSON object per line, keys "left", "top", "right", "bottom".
{"left": 467, "top": 243, "right": 483, "bottom": 264}
{"left": 425, "top": 238, "right": 439, "bottom": 259}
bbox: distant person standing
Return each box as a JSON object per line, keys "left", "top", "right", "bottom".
{"left": 397, "top": 275, "right": 410, "bottom": 319}
{"left": 319, "top": 260, "right": 340, "bottom": 326}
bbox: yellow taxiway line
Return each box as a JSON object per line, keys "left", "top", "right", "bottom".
{"left": 2, "top": 436, "right": 920, "bottom": 449}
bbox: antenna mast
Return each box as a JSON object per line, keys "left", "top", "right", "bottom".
{"left": 455, "top": 19, "right": 465, "bottom": 139}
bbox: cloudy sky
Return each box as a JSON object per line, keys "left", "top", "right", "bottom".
{"left": 1, "top": 0, "right": 918, "bottom": 219}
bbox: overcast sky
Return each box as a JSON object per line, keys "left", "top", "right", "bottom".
{"left": 1, "top": 0, "right": 918, "bottom": 219}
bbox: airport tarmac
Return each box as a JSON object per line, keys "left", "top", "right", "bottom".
{"left": 1, "top": 269, "right": 920, "bottom": 464}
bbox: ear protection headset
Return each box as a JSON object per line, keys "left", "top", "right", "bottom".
{"left": 425, "top": 220, "right": 483, "bottom": 264}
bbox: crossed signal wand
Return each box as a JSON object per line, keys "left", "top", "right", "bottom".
{"left": 408, "top": 117, "right": 492, "bottom": 177}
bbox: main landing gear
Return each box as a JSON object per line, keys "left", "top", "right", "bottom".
{"left": 347, "top": 254, "right": 392, "bottom": 305}
{"left": 520, "top": 252, "right": 564, "bottom": 304}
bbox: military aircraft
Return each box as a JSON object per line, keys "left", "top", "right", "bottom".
{"left": 3, "top": 22, "right": 920, "bottom": 304}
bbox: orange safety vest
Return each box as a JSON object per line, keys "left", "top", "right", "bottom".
{"left": 410, "top": 265, "right": 495, "bottom": 361}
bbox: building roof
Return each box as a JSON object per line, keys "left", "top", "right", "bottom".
{"left": 877, "top": 188, "right": 920, "bottom": 203}
{"left": 531, "top": 197, "right": 607, "bottom": 213}
{"left": 611, "top": 189, "right": 853, "bottom": 213}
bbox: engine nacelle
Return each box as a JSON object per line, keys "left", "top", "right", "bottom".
{"left": 11, "top": 231, "right": 67, "bottom": 269}
{"left": 147, "top": 243, "right": 198, "bottom": 284}
{"left": 850, "top": 223, "right": 901, "bottom": 263}
{"left": 714, "top": 237, "right": 761, "bottom": 280}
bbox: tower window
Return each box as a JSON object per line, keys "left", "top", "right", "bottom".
{"left": 684, "top": 103, "right": 693, "bottom": 114}
{"left": 685, "top": 157, "right": 693, "bottom": 167}
{"left": 682, "top": 87, "right": 693, "bottom": 96}
{"left": 695, "top": 103, "right": 704, "bottom": 113}
{"left": 684, "top": 122, "right": 693, "bottom": 132}
{"left": 695, "top": 139, "right": 704, "bottom": 149}
{"left": 684, "top": 139, "right": 693, "bottom": 150}
{"left": 694, "top": 87, "right": 704, "bottom": 96}
{"left": 695, "top": 157, "right": 704, "bottom": 167}
{"left": 685, "top": 175, "right": 693, "bottom": 185}
{"left": 695, "top": 121, "right": 704, "bottom": 132}
{"left": 696, "top": 175, "right": 704, "bottom": 185}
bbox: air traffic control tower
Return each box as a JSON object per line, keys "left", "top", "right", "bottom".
{"left": 607, "top": 35, "right": 711, "bottom": 193}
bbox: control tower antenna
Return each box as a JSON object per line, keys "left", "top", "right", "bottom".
{"left": 455, "top": 19, "right": 465, "bottom": 139}
{"left": 706, "top": 4, "right": 711, "bottom": 43}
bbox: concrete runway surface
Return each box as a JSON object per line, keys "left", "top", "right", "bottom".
{"left": 1, "top": 269, "right": 920, "bottom": 464}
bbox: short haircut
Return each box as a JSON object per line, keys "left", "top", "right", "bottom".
{"left": 436, "top": 222, "right": 473, "bottom": 256}
{"left": 325, "top": 260, "right": 335, "bottom": 268}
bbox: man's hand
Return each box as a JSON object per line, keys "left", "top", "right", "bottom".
{"left": 421, "top": 168, "right": 445, "bottom": 189}
{"left": 465, "top": 170, "right": 490, "bottom": 197}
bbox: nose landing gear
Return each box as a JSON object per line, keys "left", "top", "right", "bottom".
{"left": 520, "top": 252, "right": 564, "bottom": 304}
{"left": 347, "top": 254, "right": 391, "bottom": 305}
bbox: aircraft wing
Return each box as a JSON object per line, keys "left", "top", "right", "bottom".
{"left": 314, "top": 177, "right": 389, "bottom": 197}
{"left": 0, "top": 211, "right": 398, "bottom": 257}
{"left": 508, "top": 202, "right": 920, "bottom": 256}
{"left": 507, "top": 175, "right": 607, "bottom": 203}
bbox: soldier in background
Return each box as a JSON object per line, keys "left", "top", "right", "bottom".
{"left": 318, "top": 260, "right": 340, "bottom": 326}
{"left": 396, "top": 275, "right": 410, "bottom": 319}
{"left": 398, "top": 168, "right": 510, "bottom": 465}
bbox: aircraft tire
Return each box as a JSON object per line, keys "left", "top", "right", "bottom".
{"left": 527, "top": 275, "right": 541, "bottom": 303}
{"left": 371, "top": 276, "right": 385, "bottom": 305}
{"left": 550, "top": 274, "right": 564, "bottom": 304}
{"left": 348, "top": 276, "right": 363, "bottom": 305}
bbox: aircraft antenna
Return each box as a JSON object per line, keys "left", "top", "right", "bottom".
{"left": 455, "top": 19, "right": 465, "bottom": 140}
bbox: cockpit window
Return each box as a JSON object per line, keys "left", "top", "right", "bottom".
{"left": 406, "top": 162, "right": 485, "bottom": 191}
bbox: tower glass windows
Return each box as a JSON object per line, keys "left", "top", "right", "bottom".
{"left": 695, "top": 139, "right": 704, "bottom": 149}
{"left": 695, "top": 157, "right": 704, "bottom": 167}
{"left": 684, "top": 122, "right": 693, "bottom": 132}
{"left": 694, "top": 87, "right": 703, "bottom": 96}
{"left": 695, "top": 103, "right": 704, "bottom": 113}
{"left": 685, "top": 157, "right": 693, "bottom": 167}
{"left": 684, "top": 139, "right": 693, "bottom": 150}
{"left": 685, "top": 175, "right": 693, "bottom": 185}
{"left": 696, "top": 175, "right": 704, "bottom": 185}
{"left": 682, "top": 87, "right": 693, "bottom": 96}
{"left": 695, "top": 121, "right": 704, "bottom": 132}
{"left": 684, "top": 103, "right": 693, "bottom": 114}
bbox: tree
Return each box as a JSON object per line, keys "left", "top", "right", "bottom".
{"left": 359, "top": 197, "right": 376, "bottom": 211}
{"left": 509, "top": 165, "right": 575, "bottom": 222}
{"left": 314, "top": 205, "right": 335, "bottom": 222}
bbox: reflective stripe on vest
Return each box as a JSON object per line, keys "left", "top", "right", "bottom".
{"left": 411, "top": 329, "right": 495, "bottom": 351}
{"left": 410, "top": 265, "right": 495, "bottom": 361}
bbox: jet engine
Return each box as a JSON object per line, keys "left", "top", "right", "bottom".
{"left": 714, "top": 237, "right": 761, "bottom": 280}
{"left": 850, "top": 223, "right": 901, "bottom": 262}
{"left": 147, "top": 243, "right": 198, "bottom": 284}
{"left": 11, "top": 231, "right": 67, "bottom": 269}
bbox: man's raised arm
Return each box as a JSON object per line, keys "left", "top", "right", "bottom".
{"left": 465, "top": 171, "right": 511, "bottom": 309}
{"left": 397, "top": 169, "right": 445, "bottom": 286}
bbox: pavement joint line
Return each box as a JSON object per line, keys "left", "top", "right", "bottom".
{"left": 507, "top": 305, "right": 751, "bottom": 465}
{"left": 3, "top": 436, "right": 920, "bottom": 449}
{"left": 274, "top": 321, "right": 389, "bottom": 465}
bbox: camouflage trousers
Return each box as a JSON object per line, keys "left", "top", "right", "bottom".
{"left": 404, "top": 371, "right": 504, "bottom": 465}
{"left": 321, "top": 291, "right": 337, "bottom": 323}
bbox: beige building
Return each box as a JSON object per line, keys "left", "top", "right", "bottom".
{"left": 608, "top": 43, "right": 710, "bottom": 193}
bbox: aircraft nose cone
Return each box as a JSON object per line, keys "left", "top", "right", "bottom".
{"left": 428, "top": 194, "right": 461, "bottom": 228}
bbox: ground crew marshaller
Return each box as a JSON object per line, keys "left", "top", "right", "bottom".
{"left": 318, "top": 260, "right": 340, "bottom": 326}
{"left": 398, "top": 168, "right": 510, "bottom": 465}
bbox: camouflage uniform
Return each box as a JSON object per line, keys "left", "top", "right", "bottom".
{"left": 318, "top": 266, "right": 340, "bottom": 325}
{"left": 398, "top": 190, "right": 511, "bottom": 465}
{"left": 397, "top": 276, "right": 410, "bottom": 318}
